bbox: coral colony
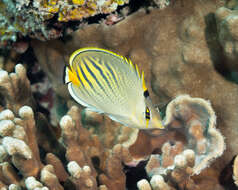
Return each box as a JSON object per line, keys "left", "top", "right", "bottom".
{"left": 0, "top": 63, "right": 225, "bottom": 189}
{"left": 2, "top": 0, "right": 238, "bottom": 189}
{"left": 0, "top": 0, "right": 128, "bottom": 46}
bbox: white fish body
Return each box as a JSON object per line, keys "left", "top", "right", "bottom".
{"left": 64, "top": 47, "right": 164, "bottom": 130}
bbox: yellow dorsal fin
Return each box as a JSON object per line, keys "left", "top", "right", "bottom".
{"left": 135, "top": 64, "right": 140, "bottom": 77}
{"left": 142, "top": 71, "right": 147, "bottom": 91}
{"left": 129, "top": 59, "right": 135, "bottom": 69}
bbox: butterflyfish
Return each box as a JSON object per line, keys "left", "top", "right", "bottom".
{"left": 64, "top": 47, "right": 164, "bottom": 130}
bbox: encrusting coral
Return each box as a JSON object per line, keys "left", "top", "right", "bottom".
{"left": 136, "top": 95, "right": 225, "bottom": 190}
{"left": 163, "top": 95, "right": 225, "bottom": 175}
{"left": 0, "top": 0, "right": 129, "bottom": 47}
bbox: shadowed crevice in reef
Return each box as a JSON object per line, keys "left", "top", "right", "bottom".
{"left": 125, "top": 161, "right": 149, "bottom": 190}
{"left": 219, "top": 156, "right": 237, "bottom": 190}
{"left": 204, "top": 12, "right": 238, "bottom": 84}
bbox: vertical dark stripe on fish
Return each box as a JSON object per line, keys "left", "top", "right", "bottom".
{"left": 104, "top": 61, "right": 121, "bottom": 90}
{"left": 88, "top": 57, "right": 116, "bottom": 95}
{"left": 79, "top": 64, "right": 96, "bottom": 94}
{"left": 83, "top": 59, "right": 105, "bottom": 93}
{"left": 74, "top": 64, "right": 93, "bottom": 98}
{"left": 81, "top": 58, "right": 114, "bottom": 103}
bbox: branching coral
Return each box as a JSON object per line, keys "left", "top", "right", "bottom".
{"left": 59, "top": 105, "right": 135, "bottom": 189}
{"left": 0, "top": 64, "right": 35, "bottom": 113}
{"left": 138, "top": 150, "right": 224, "bottom": 190}
{"left": 0, "top": 106, "right": 42, "bottom": 187}
{"left": 0, "top": 64, "right": 133, "bottom": 189}
{"left": 0, "top": 102, "right": 101, "bottom": 189}
{"left": 0, "top": 62, "right": 226, "bottom": 190}
{"left": 135, "top": 95, "right": 225, "bottom": 190}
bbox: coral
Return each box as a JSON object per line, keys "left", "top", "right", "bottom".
{"left": 60, "top": 105, "right": 135, "bottom": 190}
{"left": 0, "top": 0, "right": 129, "bottom": 47}
{"left": 0, "top": 99, "right": 100, "bottom": 189}
{"left": 0, "top": 108, "right": 41, "bottom": 187}
{"left": 163, "top": 95, "right": 225, "bottom": 174}
{"left": 233, "top": 155, "right": 238, "bottom": 186}
{"left": 0, "top": 64, "right": 36, "bottom": 113}
{"left": 98, "top": 144, "right": 132, "bottom": 190}
{"left": 67, "top": 161, "right": 97, "bottom": 190}
{"left": 137, "top": 179, "right": 152, "bottom": 190}
{"left": 0, "top": 62, "right": 226, "bottom": 190}
{"left": 2, "top": 0, "right": 237, "bottom": 188}
{"left": 25, "top": 176, "right": 49, "bottom": 190}
{"left": 139, "top": 148, "right": 224, "bottom": 189}
{"left": 30, "top": 0, "right": 236, "bottom": 189}
{"left": 215, "top": 4, "right": 238, "bottom": 72}
{"left": 0, "top": 106, "right": 43, "bottom": 178}
{"left": 40, "top": 165, "right": 64, "bottom": 190}
{"left": 136, "top": 95, "right": 225, "bottom": 190}
{"left": 31, "top": 0, "right": 237, "bottom": 175}
{"left": 0, "top": 64, "right": 134, "bottom": 189}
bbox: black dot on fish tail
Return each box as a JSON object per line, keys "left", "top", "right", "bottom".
{"left": 144, "top": 90, "right": 149, "bottom": 97}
